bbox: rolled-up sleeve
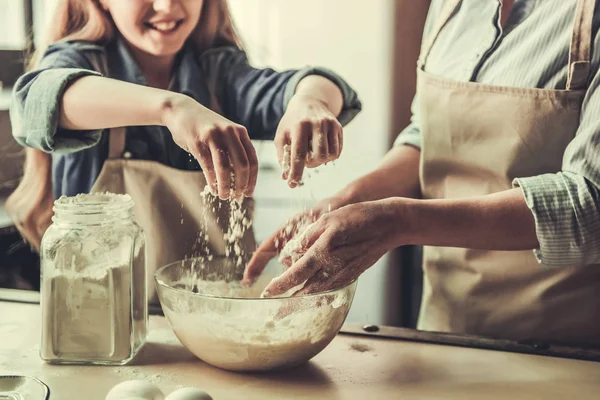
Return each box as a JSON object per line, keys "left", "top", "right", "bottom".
{"left": 10, "top": 43, "right": 103, "bottom": 153}
{"left": 282, "top": 66, "right": 361, "bottom": 127}
{"left": 393, "top": 1, "right": 442, "bottom": 150}
{"left": 512, "top": 69, "right": 600, "bottom": 268}
{"left": 200, "top": 47, "right": 361, "bottom": 140}
{"left": 394, "top": 92, "right": 422, "bottom": 149}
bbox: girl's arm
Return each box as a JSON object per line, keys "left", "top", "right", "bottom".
{"left": 199, "top": 48, "right": 361, "bottom": 186}
{"left": 61, "top": 76, "right": 258, "bottom": 199}
{"left": 12, "top": 43, "right": 257, "bottom": 199}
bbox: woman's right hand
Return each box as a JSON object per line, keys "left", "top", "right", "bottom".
{"left": 162, "top": 94, "right": 258, "bottom": 200}
{"left": 242, "top": 195, "right": 350, "bottom": 284}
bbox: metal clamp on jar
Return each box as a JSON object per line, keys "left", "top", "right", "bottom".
{"left": 40, "top": 193, "right": 147, "bottom": 365}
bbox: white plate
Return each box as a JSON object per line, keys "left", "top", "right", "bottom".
{"left": 0, "top": 376, "right": 49, "bottom": 400}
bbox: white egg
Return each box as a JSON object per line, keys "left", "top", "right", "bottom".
{"left": 165, "top": 388, "right": 213, "bottom": 400}
{"left": 105, "top": 380, "right": 165, "bottom": 400}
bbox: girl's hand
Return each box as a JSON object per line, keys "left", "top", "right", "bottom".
{"left": 259, "top": 199, "right": 403, "bottom": 297}
{"left": 275, "top": 94, "right": 343, "bottom": 187}
{"left": 163, "top": 95, "right": 258, "bottom": 199}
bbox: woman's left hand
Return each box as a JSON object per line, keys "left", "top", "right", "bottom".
{"left": 261, "top": 199, "right": 403, "bottom": 297}
{"left": 275, "top": 94, "right": 343, "bottom": 187}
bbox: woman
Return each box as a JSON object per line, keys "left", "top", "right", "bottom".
{"left": 7, "top": 0, "right": 361, "bottom": 298}
{"left": 246, "top": 0, "right": 600, "bottom": 346}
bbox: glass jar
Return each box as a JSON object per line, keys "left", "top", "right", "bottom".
{"left": 40, "top": 193, "right": 147, "bottom": 365}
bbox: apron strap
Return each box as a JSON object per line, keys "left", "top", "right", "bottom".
{"left": 418, "top": 0, "right": 461, "bottom": 69}
{"left": 567, "top": 0, "right": 596, "bottom": 90}
{"left": 419, "top": 0, "right": 595, "bottom": 91}
{"left": 108, "top": 127, "right": 127, "bottom": 159}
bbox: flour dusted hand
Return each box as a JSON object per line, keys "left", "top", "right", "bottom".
{"left": 275, "top": 94, "right": 343, "bottom": 188}
{"left": 162, "top": 94, "right": 258, "bottom": 200}
{"left": 260, "top": 200, "right": 402, "bottom": 297}
{"left": 243, "top": 195, "right": 348, "bottom": 285}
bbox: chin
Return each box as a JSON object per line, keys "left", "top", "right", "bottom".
{"left": 143, "top": 41, "right": 186, "bottom": 57}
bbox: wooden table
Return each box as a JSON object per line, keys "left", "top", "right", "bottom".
{"left": 1, "top": 301, "right": 600, "bottom": 400}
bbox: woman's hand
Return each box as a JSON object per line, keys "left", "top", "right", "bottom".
{"left": 259, "top": 199, "right": 404, "bottom": 297}
{"left": 243, "top": 195, "right": 350, "bottom": 285}
{"left": 275, "top": 93, "right": 343, "bottom": 188}
{"left": 162, "top": 94, "right": 258, "bottom": 200}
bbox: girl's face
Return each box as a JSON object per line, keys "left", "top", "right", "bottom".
{"left": 100, "top": 0, "right": 204, "bottom": 57}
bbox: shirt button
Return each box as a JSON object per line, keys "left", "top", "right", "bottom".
{"left": 123, "top": 151, "right": 132, "bottom": 159}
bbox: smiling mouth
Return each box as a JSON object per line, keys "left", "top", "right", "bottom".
{"left": 144, "top": 19, "right": 184, "bottom": 33}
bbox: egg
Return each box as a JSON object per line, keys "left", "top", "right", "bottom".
{"left": 165, "top": 388, "right": 213, "bottom": 400}
{"left": 105, "top": 380, "right": 165, "bottom": 400}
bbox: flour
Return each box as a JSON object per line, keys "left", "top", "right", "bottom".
{"left": 41, "top": 263, "right": 145, "bottom": 363}
{"left": 198, "top": 185, "right": 252, "bottom": 269}
{"left": 277, "top": 220, "right": 317, "bottom": 266}
{"left": 282, "top": 143, "right": 291, "bottom": 178}
{"left": 40, "top": 193, "right": 147, "bottom": 365}
{"left": 161, "top": 274, "right": 354, "bottom": 371}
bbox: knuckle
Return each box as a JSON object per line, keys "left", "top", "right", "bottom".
{"left": 204, "top": 126, "right": 220, "bottom": 140}
{"left": 300, "top": 120, "right": 312, "bottom": 129}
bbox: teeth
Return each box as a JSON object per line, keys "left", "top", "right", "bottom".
{"left": 151, "top": 21, "right": 177, "bottom": 32}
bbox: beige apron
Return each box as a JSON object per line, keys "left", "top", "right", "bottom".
{"left": 90, "top": 128, "right": 256, "bottom": 302}
{"left": 417, "top": 0, "right": 600, "bottom": 345}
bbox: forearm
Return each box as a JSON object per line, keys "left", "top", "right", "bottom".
{"left": 332, "top": 145, "right": 422, "bottom": 208}
{"left": 396, "top": 187, "right": 538, "bottom": 250}
{"left": 59, "top": 76, "right": 181, "bottom": 130}
{"left": 292, "top": 75, "right": 344, "bottom": 117}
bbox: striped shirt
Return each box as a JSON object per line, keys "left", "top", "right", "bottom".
{"left": 395, "top": 0, "right": 600, "bottom": 268}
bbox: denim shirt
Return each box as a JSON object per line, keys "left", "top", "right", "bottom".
{"left": 11, "top": 36, "right": 361, "bottom": 198}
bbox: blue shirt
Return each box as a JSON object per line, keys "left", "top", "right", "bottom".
{"left": 11, "top": 36, "right": 361, "bottom": 198}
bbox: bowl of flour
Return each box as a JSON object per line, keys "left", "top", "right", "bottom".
{"left": 154, "top": 256, "right": 357, "bottom": 372}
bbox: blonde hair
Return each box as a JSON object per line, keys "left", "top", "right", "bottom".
{"left": 29, "top": 0, "right": 242, "bottom": 69}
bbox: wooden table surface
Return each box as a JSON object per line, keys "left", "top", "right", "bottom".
{"left": 1, "top": 301, "right": 600, "bottom": 400}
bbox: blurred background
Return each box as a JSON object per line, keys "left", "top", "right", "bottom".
{"left": 0, "top": 0, "right": 430, "bottom": 327}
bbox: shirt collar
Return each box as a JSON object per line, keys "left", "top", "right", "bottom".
{"left": 106, "top": 35, "right": 211, "bottom": 107}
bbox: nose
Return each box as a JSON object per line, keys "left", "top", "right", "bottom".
{"left": 152, "top": 0, "right": 179, "bottom": 12}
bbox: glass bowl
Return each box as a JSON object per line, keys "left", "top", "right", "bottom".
{"left": 154, "top": 256, "right": 357, "bottom": 372}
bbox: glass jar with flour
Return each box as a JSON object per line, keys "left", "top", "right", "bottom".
{"left": 40, "top": 193, "right": 147, "bottom": 365}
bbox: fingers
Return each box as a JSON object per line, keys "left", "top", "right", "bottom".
{"left": 295, "top": 263, "right": 356, "bottom": 295}
{"left": 307, "top": 121, "right": 328, "bottom": 168}
{"left": 274, "top": 127, "right": 288, "bottom": 176}
{"left": 294, "top": 271, "right": 332, "bottom": 295}
{"left": 243, "top": 234, "right": 280, "bottom": 284}
{"left": 238, "top": 129, "right": 258, "bottom": 197}
{"left": 328, "top": 122, "right": 342, "bottom": 160}
{"left": 192, "top": 140, "right": 218, "bottom": 194}
{"left": 261, "top": 222, "right": 328, "bottom": 297}
{"left": 196, "top": 125, "right": 256, "bottom": 200}
{"left": 243, "top": 249, "right": 277, "bottom": 285}
{"left": 261, "top": 246, "right": 322, "bottom": 297}
{"left": 223, "top": 127, "right": 250, "bottom": 199}
{"left": 288, "top": 122, "right": 310, "bottom": 188}
{"left": 305, "top": 119, "right": 343, "bottom": 168}
{"left": 208, "top": 136, "right": 232, "bottom": 200}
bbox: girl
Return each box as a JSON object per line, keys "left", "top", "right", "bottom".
{"left": 7, "top": 0, "right": 361, "bottom": 298}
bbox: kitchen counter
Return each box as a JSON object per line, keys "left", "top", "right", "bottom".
{"left": 1, "top": 301, "right": 600, "bottom": 400}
